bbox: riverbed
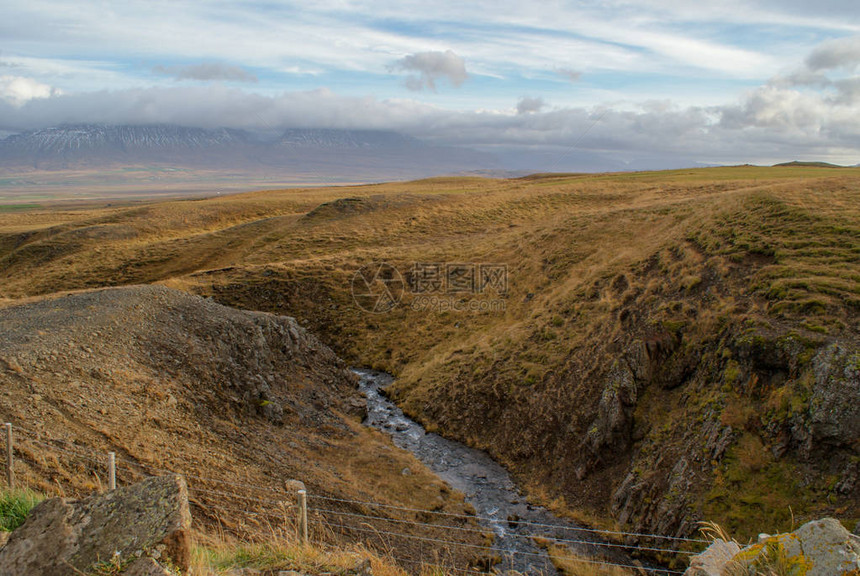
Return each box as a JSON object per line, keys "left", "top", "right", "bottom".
{"left": 355, "top": 368, "right": 646, "bottom": 575}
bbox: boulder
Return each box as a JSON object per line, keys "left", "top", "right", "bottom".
{"left": 684, "top": 539, "right": 741, "bottom": 576}
{"left": 684, "top": 518, "right": 860, "bottom": 576}
{"left": 0, "top": 475, "right": 191, "bottom": 576}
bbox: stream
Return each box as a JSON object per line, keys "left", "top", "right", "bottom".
{"left": 355, "top": 368, "right": 644, "bottom": 575}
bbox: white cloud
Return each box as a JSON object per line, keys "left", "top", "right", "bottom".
{"left": 516, "top": 96, "right": 546, "bottom": 115}
{"left": 556, "top": 68, "right": 582, "bottom": 83}
{"left": 0, "top": 75, "right": 61, "bottom": 106}
{"left": 153, "top": 62, "right": 258, "bottom": 83}
{"left": 0, "top": 3, "right": 859, "bottom": 167}
{"left": 391, "top": 50, "right": 468, "bottom": 91}
{"left": 0, "top": 74, "right": 856, "bottom": 168}
{"left": 806, "top": 34, "right": 860, "bottom": 71}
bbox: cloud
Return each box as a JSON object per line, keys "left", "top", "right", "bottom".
{"left": 1, "top": 33, "right": 859, "bottom": 169}
{"left": 0, "top": 75, "right": 61, "bottom": 106}
{"left": 391, "top": 50, "right": 468, "bottom": 91}
{"left": 1, "top": 80, "right": 855, "bottom": 168}
{"left": 556, "top": 68, "right": 582, "bottom": 83}
{"left": 153, "top": 62, "right": 258, "bottom": 83}
{"left": 806, "top": 35, "right": 860, "bottom": 71}
{"left": 517, "top": 96, "right": 546, "bottom": 115}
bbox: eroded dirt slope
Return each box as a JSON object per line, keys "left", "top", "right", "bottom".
{"left": 0, "top": 285, "right": 481, "bottom": 562}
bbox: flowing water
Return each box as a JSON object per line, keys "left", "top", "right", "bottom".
{"left": 355, "top": 368, "right": 645, "bottom": 575}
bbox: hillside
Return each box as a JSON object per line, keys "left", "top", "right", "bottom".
{"left": 0, "top": 165, "right": 858, "bottom": 544}
{"left": 0, "top": 285, "right": 482, "bottom": 565}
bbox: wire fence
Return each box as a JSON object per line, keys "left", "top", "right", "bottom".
{"left": 1, "top": 422, "right": 696, "bottom": 575}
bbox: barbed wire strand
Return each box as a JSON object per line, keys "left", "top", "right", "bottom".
{"left": 308, "top": 506, "right": 692, "bottom": 556}
{"left": 324, "top": 520, "right": 684, "bottom": 575}
{"left": 10, "top": 423, "right": 704, "bottom": 564}
{"left": 308, "top": 494, "right": 707, "bottom": 544}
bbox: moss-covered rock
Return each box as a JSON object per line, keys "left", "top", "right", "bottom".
{"left": 0, "top": 475, "right": 191, "bottom": 575}
{"left": 684, "top": 518, "right": 860, "bottom": 576}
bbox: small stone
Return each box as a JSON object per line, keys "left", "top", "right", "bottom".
{"left": 401, "top": 467, "right": 412, "bottom": 476}
{"left": 125, "top": 557, "right": 176, "bottom": 576}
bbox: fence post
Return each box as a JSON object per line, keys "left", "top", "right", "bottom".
{"left": 4, "top": 423, "right": 13, "bottom": 489}
{"left": 298, "top": 489, "right": 308, "bottom": 545}
{"left": 108, "top": 452, "right": 116, "bottom": 491}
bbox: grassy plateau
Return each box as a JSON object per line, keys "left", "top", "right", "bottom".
{"left": 1, "top": 165, "right": 858, "bottom": 565}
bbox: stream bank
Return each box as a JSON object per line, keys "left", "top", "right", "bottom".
{"left": 355, "top": 368, "right": 657, "bottom": 575}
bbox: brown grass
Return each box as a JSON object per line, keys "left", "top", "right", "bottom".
{"left": 2, "top": 165, "right": 858, "bottom": 544}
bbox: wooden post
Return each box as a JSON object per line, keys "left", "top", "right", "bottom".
{"left": 4, "top": 423, "right": 13, "bottom": 489}
{"left": 298, "top": 489, "right": 308, "bottom": 545}
{"left": 108, "top": 452, "right": 116, "bottom": 491}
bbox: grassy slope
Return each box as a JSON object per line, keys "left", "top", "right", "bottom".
{"left": 0, "top": 166, "right": 858, "bottom": 545}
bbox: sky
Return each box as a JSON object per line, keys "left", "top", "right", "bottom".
{"left": 1, "top": 0, "right": 859, "bottom": 169}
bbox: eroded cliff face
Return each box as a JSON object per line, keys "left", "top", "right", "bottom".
{"left": 605, "top": 333, "right": 859, "bottom": 541}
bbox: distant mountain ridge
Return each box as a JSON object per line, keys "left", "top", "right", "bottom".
{"left": 0, "top": 124, "right": 496, "bottom": 180}
{"left": 277, "top": 128, "right": 423, "bottom": 149}
{"left": 772, "top": 160, "right": 847, "bottom": 168}
{"left": 0, "top": 124, "right": 248, "bottom": 154}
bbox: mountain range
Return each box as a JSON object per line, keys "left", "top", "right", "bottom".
{"left": 0, "top": 124, "right": 499, "bottom": 181}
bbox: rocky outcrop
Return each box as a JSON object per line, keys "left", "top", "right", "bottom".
{"left": 684, "top": 539, "right": 741, "bottom": 576}
{"left": 605, "top": 329, "right": 860, "bottom": 541}
{"left": 684, "top": 518, "right": 860, "bottom": 576}
{"left": 808, "top": 344, "right": 860, "bottom": 452}
{"left": 0, "top": 475, "right": 191, "bottom": 576}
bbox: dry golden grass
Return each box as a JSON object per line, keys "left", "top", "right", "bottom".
{"left": 2, "top": 165, "right": 858, "bottom": 544}
{"left": 537, "top": 541, "right": 634, "bottom": 576}
{"left": 191, "top": 534, "right": 415, "bottom": 576}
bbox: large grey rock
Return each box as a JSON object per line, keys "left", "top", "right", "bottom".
{"left": 684, "top": 539, "right": 741, "bottom": 576}
{"left": 0, "top": 475, "right": 191, "bottom": 576}
{"left": 684, "top": 518, "right": 860, "bottom": 576}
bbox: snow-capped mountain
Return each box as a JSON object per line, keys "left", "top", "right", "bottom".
{"left": 1, "top": 125, "right": 248, "bottom": 154}
{"left": 0, "top": 124, "right": 495, "bottom": 179}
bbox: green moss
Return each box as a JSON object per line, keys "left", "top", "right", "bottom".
{"left": 724, "top": 360, "right": 742, "bottom": 386}
{"left": 662, "top": 319, "right": 687, "bottom": 333}
{"left": 682, "top": 275, "right": 702, "bottom": 292}
{"left": 704, "top": 434, "right": 820, "bottom": 541}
